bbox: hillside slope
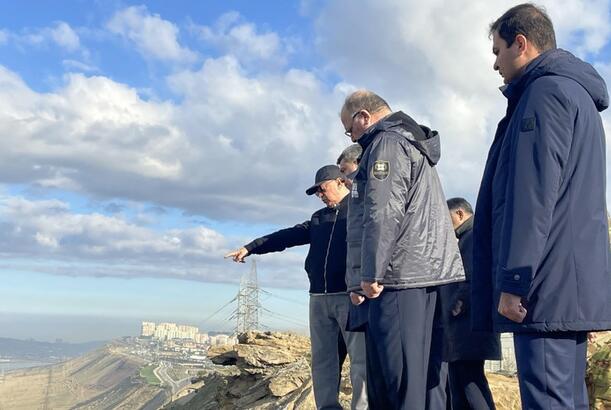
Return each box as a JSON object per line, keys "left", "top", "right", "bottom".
{"left": 0, "top": 343, "right": 166, "bottom": 410}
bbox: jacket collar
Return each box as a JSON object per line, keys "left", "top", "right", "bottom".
{"left": 455, "top": 215, "right": 473, "bottom": 238}
{"left": 357, "top": 113, "right": 393, "bottom": 152}
{"left": 325, "top": 193, "right": 349, "bottom": 212}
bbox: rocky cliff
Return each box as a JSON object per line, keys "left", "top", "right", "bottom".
{"left": 166, "top": 331, "right": 322, "bottom": 409}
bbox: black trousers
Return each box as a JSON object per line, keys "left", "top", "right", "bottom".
{"left": 448, "top": 360, "right": 495, "bottom": 409}
{"left": 514, "top": 331, "right": 588, "bottom": 410}
{"left": 426, "top": 322, "right": 450, "bottom": 409}
{"left": 366, "top": 287, "right": 437, "bottom": 410}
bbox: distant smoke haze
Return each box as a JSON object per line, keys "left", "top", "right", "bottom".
{"left": 0, "top": 313, "right": 139, "bottom": 343}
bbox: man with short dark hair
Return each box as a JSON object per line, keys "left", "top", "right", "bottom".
{"left": 225, "top": 165, "right": 368, "bottom": 410}
{"left": 337, "top": 144, "right": 362, "bottom": 176}
{"left": 443, "top": 197, "right": 500, "bottom": 410}
{"left": 473, "top": 4, "right": 611, "bottom": 409}
{"left": 340, "top": 90, "right": 465, "bottom": 409}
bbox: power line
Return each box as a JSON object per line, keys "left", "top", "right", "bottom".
{"left": 260, "top": 306, "right": 307, "bottom": 327}
{"left": 200, "top": 295, "right": 236, "bottom": 325}
{"left": 260, "top": 288, "right": 308, "bottom": 306}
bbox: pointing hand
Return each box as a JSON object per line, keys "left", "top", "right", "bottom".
{"left": 224, "top": 247, "right": 249, "bottom": 263}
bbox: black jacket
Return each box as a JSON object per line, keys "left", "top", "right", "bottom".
{"left": 473, "top": 49, "right": 611, "bottom": 333}
{"left": 345, "top": 111, "right": 464, "bottom": 291}
{"left": 245, "top": 196, "right": 348, "bottom": 294}
{"left": 441, "top": 216, "right": 501, "bottom": 361}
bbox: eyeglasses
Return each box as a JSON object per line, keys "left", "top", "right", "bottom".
{"left": 344, "top": 110, "right": 362, "bottom": 137}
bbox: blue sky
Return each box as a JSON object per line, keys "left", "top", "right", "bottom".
{"left": 0, "top": 0, "right": 609, "bottom": 342}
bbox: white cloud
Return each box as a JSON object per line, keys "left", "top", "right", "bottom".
{"left": 49, "top": 22, "right": 80, "bottom": 52}
{"left": 0, "top": 68, "right": 184, "bottom": 180}
{"left": 547, "top": 0, "right": 611, "bottom": 56}
{"left": 62, "top": 59, "right": 99, "bottom": 73}
{"left": 0, "top": 195, "right": 224, "bottom": 263}
{"left": 15, "top": 21, "right": 81, "bottom": 52}
{"left": 0, "top": 53, "right": 348, "bottom": 224}
{"left": 0, "top": 195, "right": 308, "bottom": 288}
{"left": 192, "top": 12, "right": 286, "bottom": 64}
{"left": 107, "top": 5, "right": 197, "bottom": 63}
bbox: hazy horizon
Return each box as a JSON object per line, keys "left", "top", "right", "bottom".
{"left": 0, "top": 311, "right": 309, "bottom": 343}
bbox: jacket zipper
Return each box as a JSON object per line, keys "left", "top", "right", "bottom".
{"left": 323, "top": 208, "right": 339, "bottom": 293}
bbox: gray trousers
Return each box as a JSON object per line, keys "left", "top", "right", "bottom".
{"left": 309, "top": 293, "right": 368, "bottom": 410}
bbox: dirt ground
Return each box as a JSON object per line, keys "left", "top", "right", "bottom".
{"left": 488, "top": 372, "right": 521, "bottom": 410}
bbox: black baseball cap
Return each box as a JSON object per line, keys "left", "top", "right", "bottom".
{"left": 306, "top": 165, "right": 344, "bottom": 195}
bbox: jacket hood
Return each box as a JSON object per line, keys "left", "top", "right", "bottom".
{"left": 359, "top": 111, "right": 441, "bottom": 166}
{"left": 504, "top": 48, "right": 609, "bottom": 112}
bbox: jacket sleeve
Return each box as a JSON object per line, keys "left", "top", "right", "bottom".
{"left": 244, "top": 221, "right": 311, "bottom": 255}
{"left": 497, "top": 80, "right": 573, "bottom": 297}
{"left": 454, "top": 233, "right": 473, "bottom": 312}
{"left": 361, "top": 134, "right": 412, "bottom": 282}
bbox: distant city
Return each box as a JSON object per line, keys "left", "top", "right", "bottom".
{"left": 140, "top": 321, "right": 237, "bottom": 347}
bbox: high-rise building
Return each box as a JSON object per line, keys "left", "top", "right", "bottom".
{"left": 141, "top": 321, "right": 156, "bottom": 337}
{"left": 142, "top": 320, "right": 211, "bottom": 343}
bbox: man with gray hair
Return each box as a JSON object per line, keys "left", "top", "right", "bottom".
{"left": 340, "top": 90, "right": 464, "bottom": 409}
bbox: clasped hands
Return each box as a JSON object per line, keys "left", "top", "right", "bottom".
{"left": 349, "top": 280, "right": 384, "bottom": 306}
{"left": 360, "top": 280, "right": 384, "bottom": 299}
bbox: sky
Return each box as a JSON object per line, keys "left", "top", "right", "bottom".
{"left": 0, "top": 0, "right": 609, "bottom": 342}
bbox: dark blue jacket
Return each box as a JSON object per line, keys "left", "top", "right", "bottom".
{"left": 441, "top": 216, "right": 501, "bottom": 361}
{"left": 244, "top": 196, "right": 348, "bottom": 294}
{"left": 472, "top": 49, "right": 611, "bottom": 333}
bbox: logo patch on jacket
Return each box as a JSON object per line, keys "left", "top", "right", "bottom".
{"left": 520, "top": 117, "right": 536, "bottom": 132}
{"left": 351, "top": 181, "right": 359, "bottom": 198}
{"left": 372, "top": 160, "right": 390, "bottom": 181}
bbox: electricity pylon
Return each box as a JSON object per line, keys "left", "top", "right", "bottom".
{"left": 234, "top": 259, "right": 260, "bottom": 334}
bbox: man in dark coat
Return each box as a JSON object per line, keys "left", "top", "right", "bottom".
{"left": 225, "top": 165, "right": 367, "bottom": 410}
{"left": 443, "top": 197, "right": 501, "bottom": 409}
{"left": 340, "top": 90, "right": 465, "bottom": 409}
{"left": 473, "top": 4, "right": 611, "bottom": 409}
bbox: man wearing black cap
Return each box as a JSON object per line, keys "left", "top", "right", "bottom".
{"left": 225, "top": 164, "right": 368, "bottom": 410}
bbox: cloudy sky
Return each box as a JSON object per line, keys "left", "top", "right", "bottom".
{"left": 0, "top": 0, "right": 609, "bottom": 342}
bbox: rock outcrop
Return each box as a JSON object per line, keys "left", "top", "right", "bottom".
{"left": 167, "top": 331, "right": 326, "bottom": 409}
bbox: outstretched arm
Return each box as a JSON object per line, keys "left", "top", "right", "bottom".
{"left": 223, "top": 220, "right": 311, "bottom": 263}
